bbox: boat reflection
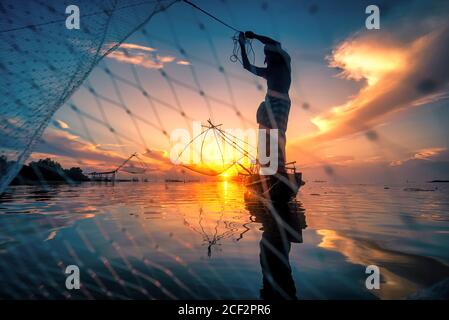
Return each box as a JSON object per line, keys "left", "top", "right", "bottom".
{"left": 245, "top": 193, "right": 307, "bottom": 300}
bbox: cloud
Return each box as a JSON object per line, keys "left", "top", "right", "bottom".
{"left": 142, "top": 148, "right": 169, "bottom": 162}
{"left": 157, "top": 55, "right": 176, "bottom": 63}
{"left": 52, "top": 119, "right": 69, "bottom": 129}
{"left": 33, "top": 129, "right": 127, "bottom": 169}
{"left": 26, "top": 128, "right": 182, "bottom": 178}
{"left": 413, "top": 147, "right": 447, "bottom": 161}
{"left": 106, "top": 42, "right": 183, "bottom": 69}
{"left": 141, "top": 148, "right": 177, "bottom": 172}
{"left": 390, "top": 147, "right": 448, "bottom": 166}
{"left": 118, "top": 43, "right": 156, "bottom": 52}
{"left": 298, "top": 146, "right": 449, "bottom": 183}
{"left": 107, "top": 50, "right": 175, "bottom": 69}
{"left": 323, "top": 155, "right": 355, "bottom": 165}
{"left": 29, "top": 129, "right": 192, "bottom": 177}
{"left": 294, "top": 21, "right": 449, "bottom": 149}
{"left": 28, "top": 128, "right": 149, "bottom": 171}
{"left": 176, "top": 60, "right": 191, "bottom": 65}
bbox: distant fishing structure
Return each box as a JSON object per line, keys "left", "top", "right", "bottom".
{"left": 88, "top": 152, "right": 148, "bottom": 182}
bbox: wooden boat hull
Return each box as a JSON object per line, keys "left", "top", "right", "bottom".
{"left": 244, "top": 172, "right": 305, "bottom": 202}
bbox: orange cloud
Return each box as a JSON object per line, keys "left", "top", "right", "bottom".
{"left": 106, "top": 42, "right": 181, "bottom": 69}
{"left": 107, "top": 50, "right": 173, "bottom": 69}
{"left": 176, "top": 60, "right": 191, "bottom": 65}
{"left": 142, "top": 148, "right": 169, "bottom": 162}
{"left": 32, "top": 129, "right": 174, "bottom": 177}
{"left": 30, "top": 127, "right": 195, "bottom": 177}
{"left": 293, "top": 23, "right": 449, "bottom": 149}
{"left": 35, "top": 129, "right": 124, "bottom": 168}
{"left": 413, "top": 147, "right": 447, "bottom": 160}
{"left": 390, "top": 147, "right": 447, "bottom": 166}
{"left": 118, "top": 43, "right": 156, "bottom": 52}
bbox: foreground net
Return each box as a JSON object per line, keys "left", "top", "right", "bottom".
{"left": 0, "top": 0, "right": 178, "bottom": 193}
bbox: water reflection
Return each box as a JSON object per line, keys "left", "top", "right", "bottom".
{"left": 182, "top": 207, "right": 238, "bottom": 258}
{"left": 1, "top": 182, "right": 448, "bottom": 299}
{"left": 245, "top": 195, "right": 307, "bottom": 300}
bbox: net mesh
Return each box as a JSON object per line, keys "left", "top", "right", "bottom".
{"left": 0, "top": 0, "right": 178, "bottom": 193}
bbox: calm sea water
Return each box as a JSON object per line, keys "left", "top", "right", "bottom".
{"left": 0, "top": 181, "right": 448, "bottom": 299}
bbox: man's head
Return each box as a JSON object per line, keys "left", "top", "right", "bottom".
{"left": 264, "top": 44, "right": 284, "bottom": 66}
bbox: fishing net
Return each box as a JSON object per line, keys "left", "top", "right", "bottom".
{"left": 121, "top": 166, "right": 146, "bottom": 174}
{"left": 0, "top": 0, "right": 178, "bottom": 193}
{"left": 121, "top": 154, "right": 150, "bottom": 174}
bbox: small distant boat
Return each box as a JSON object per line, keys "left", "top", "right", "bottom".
{"left": 240, "top": 161, "right": 305, "bottom": 202}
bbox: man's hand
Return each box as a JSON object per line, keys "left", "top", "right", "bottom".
{"left": 244, "top": 31, "right": 255, "bottom": 39}
{"left": 238, "top": 32, "right": 245, "bottom": 45}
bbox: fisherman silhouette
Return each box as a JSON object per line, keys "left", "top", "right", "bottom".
{"left": 239, "top": 31, "right": 291, "bottom": 173}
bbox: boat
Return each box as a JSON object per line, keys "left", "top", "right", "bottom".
{"left": 240, "top": 161, "right": 305, "bottom": 202}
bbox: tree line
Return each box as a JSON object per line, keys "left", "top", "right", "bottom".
{"left": 0, "top": 156, "right": 90, "bottom": 184}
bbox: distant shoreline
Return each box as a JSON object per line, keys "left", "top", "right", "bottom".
{"left": 9, "top": 180, "right": 88, "bottom": 186}
{"left": 8, "top": 179, "right": 206, "bottom": 186}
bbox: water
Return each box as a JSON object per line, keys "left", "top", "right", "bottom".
{"left": 0, "top": 181, "right": 448, "bottom": 299}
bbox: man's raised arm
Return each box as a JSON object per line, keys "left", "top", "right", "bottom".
{"left": 244, "top": 31, "right": 280, "bottom": 45}
{"left": 238, "top": 32, "right": 251, "bottom": 70}
{"left": 239, "top": 32, "right": 267, "bottom": 78}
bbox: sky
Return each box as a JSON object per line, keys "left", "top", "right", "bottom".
{"left": 29, "top": 0, "right": 449, "bottom": 183}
